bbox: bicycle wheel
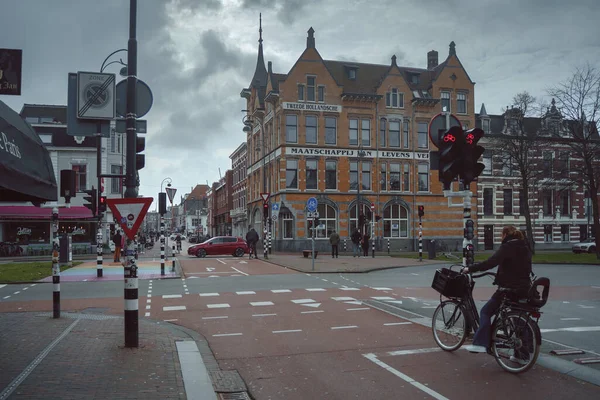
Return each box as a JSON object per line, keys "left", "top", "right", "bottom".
{"left": 432, "top": 300, "right": 468, "bottom": 351}
{"left": 491, "top": 313, "right": 540, "bottom": 373}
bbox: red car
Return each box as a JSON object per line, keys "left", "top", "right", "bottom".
{"left": 187, "top": 236, "right": 248, "bottom": 258}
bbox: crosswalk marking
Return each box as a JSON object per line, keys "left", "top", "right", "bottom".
{"left": 250, "top": 301, "right": 274, "bottom": 306}
{"left": 162, "top": 294, "right": 182, "bottom": 299}
{"left": 340, "top": 287, "right": 360, "bottom": 291}
{"left": 291, "top": 299, "right": 316, "bottom": 304}
{"left": 163, "top": 306, "right": 186, "bottom": 311}
{"left": 271, "top": 289, "right": 291, "bottom": 293}
{"left": 332, "top": 297, "right": 355, "bottom": 301}
{"left": 306, "top": 288, "right": 326, "bottom": 292}
{"left": 207, "top": 304, "right": 230, "bottom": 309}
{"left": 236, "top": 291, "right": 256, "bottom": 295}
{"left": 200, "top": 293, "right": 219, "bottom": 297}
{"left": 371, "top": 296, "right": 395, "bottom": 301}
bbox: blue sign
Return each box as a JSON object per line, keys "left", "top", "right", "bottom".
{"left": 306, "top": 197, "right": 318, "bottom": 212}
{"left": 272, "top": 203, "right": 280, "bottom": 211}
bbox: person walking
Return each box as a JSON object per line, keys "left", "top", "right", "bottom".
{"left": 329, "top": 230, "right": 340, "bottom": 258}
{"left": 245, "top": 227, "right": 259, "bottom": 259}
{"left": 113, "top": 230, "right": 122, "bottom": 262}
{"left": 362, "top": 232, "right": 370, "bottom": 257}
{"left": 351, "top": 228, "right": 362, "bottom": 258}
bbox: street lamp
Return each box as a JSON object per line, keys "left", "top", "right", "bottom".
{"left": 100, "top": 48, "right": 129, "bottom": 75}
{"left": 355, "top": 144, "right": 367, "bottom": 235}
{"left": 161, "top": 177, "right": 172, "bottom": 192}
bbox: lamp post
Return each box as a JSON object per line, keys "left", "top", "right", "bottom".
{"left": 356, "top": 144, "right": 367, "bottom": 236}
{"left": 160, "top": 177, "right": 172, "bottom": 276}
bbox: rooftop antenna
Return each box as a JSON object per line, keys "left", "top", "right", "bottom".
{"left": 218, "top": 168, "right": 222, "bottom": 180}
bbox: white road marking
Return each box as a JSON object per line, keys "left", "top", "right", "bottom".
{"left": 236, "top": 291, "right": 256, "bottom": 295}
{"left": 331, "top": 282, "right": 340, "bottom": 285}
{"left": 411, "top": 273, "right": 419, "bottom": 276}
{"left": 301, "top": 303, "right": 321, "bottom": 308}
{"left": 306, "top": 288, "right": 326, "bottom": 292}
{"left": 340, "top": 287, "right": 360, "bottom": 291}
{"left": 271, "top": 289, "right": 291, "bottom": 293}
{"left": 164, "top": 319, "right": 178, "bottom": 322}
{"left": 541, "top": 326, "right": 600, "bottom": 333}
{"left": 253, "top": 313, "right": 277, "bottom": 317}
{"left": 83, "top": 279, "right": 88, "bottom": 282}
{"left": 388, "top": 300, "right": 403, "bottom": 305}
{"left": 250, "top": 301, "right": 274, "bottom": 306}
{"left": 384, "top": 322, "right": 413, "bottom": 326}
{"left": 306, "top": 273, "right": 311, "bottom": 276}
{"left": 373, "top": 287, "right": 392, "bottom": 291}
{"left": 30, "top": 284, "right": 36, "bottom": 287}
{"left": 402, "top": 296, "right": 418, "bottom": 301}
{"left": 1, "top": 284, "right": 8, "bottom": 289}
{"left": 331, "top": 325, "right": 358, "bottom": 330}
{"left": 272, "top": 329, "right": 302, "bottom": 334}
{"left": 202, "top": 316, "right": 228, "bottom": 320}
{"left": 332, "top": 297, "right": 355, "bottom": 301}
{"left": 347, "top": 308, "right": 370, "bottom": 311}
{"left": 162, "top": 294, "right": 182, "bottom": 299}
{"left": 291, "top": 299, "right": 316, "bottom": 304}
{"left": 592, "top": 286, "right": 600, "bottom": 289}
{"left": 207, "top": 304, "right": 230, "bottom": 309}
{"left": 301, "top": 310, "right": 324, "bottom": 314}
{"left": 563, "top": 301, "right": 570, "bottom": 304}
{"left": 363, "top": 353, "right": 449, "bottom": 400}
{"left": 187, "top": 272, "right": 233, "bottom": 274}
{"left": 216, "top": 259, "right": 227, "bottom": 264}
{"left": 239, "top": 261, "right": 248, "bottom": 264}
{"left": 13, "top": 291, "right": 20, "bottom": 294}
{"left": 421, "top": 306, "right": 438, "bottom": 309}
{"left": 145, "top": 312, "right": 150, "bottom": 317}
{"left": 200, "top": 293, "right": 220, "bottom": 297}
{"left": 371, "top": 296, "right": 395, "bottom": 301}
{"left": 188, "top": 276, "right": 199, "bottom": 279}
{"left": 345, "top": 300, "right": 363, "bottom": 305}
{"left": 22, "top": 287, "right": 28, "bottom": 291}
{"left": 209, "top": 275, "right": 220, "bottom": 278}
{"left": 146, "top": 305, "right": 151, "bottom": 310}
{"left": 561, "top": 318, "right": 582, "bottom": 321}
{"left": 387, "top": 347, "right": 442, "bottom": 356}
{"left": 213, "top": 333, "right": 242, "bottom": 337}
{"left": 578, "top": 305, "right": 595, "bottom": 309}
{"left": 321, "top": 279, "right": 329, "bottom": 282}
{"left": 163, "top": 306, "right": 187, "bottom": 311}
{"left": 147, "top": 294, "right": 152, "bottom": 298}
{"left": 231, "top": 266, "right": 249, "bottom": 276}
{"left": 3, "top": 296, "right": 10, "bottom": 299}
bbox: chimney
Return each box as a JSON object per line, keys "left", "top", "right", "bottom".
{"left": 268, "top": 61, "right": 272, "bottom": 75}
{"left": 427, "top": 50, "right": 438, "bottom": 69}
{"left": 307, "top": 27, "right": 315, "bottom": 48}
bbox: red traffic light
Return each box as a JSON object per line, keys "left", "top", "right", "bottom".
{"left": 443, "top": 133, "right": 456, "bottom": 142}
{"left": 464, "top": 128, "right": 484, "bottom": 145}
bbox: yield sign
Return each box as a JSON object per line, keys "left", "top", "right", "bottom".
{"left": 260, "top": 192, "right": 270, "bottom": 203}
{"left": 165, "top": 187, "right": 177, "bottom": 204}
{"left": 106, "top": 197, "right": 153, "bottom": 240}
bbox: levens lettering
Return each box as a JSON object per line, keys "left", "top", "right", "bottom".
{"left": 380, "top": 151, "right": 411, "bottom": 159}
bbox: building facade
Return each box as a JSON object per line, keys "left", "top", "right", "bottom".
{"left": 212, "top": 171, "right": 233, "bottom": 237}
{"left": 230, "top": 142, "right": 248, "bottom": 237}
{"left": 241, "top": 25, "right": 476, "bottom": 252}
{"left": 475, "top": 101, "right": 600, "bottom": 250}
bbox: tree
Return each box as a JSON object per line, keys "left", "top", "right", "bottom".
{"left": 488, "top": 91, "right": 548, "bottom": 254}
{"left": 547, "top": 64, "right": 600, "bottom": 259}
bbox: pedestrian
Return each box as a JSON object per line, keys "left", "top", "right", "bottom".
{"left": 329, "top": 230, "right": 340, "bottom": 258}
{"left": 362, "top": 232, "right": 370, "bottom": 257}
{"left": 245, "top": 227, "right": 259, "bottom": 259}
{"left": 351, "top": 228, "right": 362, "bottom": 258}
{"left": 113, "top": 230, "right": 122, "bottom": 262}
{"left": 462, "top": 225, "right": 534, "bottom": 365}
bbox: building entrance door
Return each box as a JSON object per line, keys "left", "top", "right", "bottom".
{"left": 484, "top": 225, "right": 494, "bottom": 250}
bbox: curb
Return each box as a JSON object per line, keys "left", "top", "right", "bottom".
{"left": 262, "top": 258, "right": 446, "bottom": 274}
{"left": 537, "top": 353, "right": 600, "bottom": 386}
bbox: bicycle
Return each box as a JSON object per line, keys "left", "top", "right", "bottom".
{"left": 430, "top": 264, "right": 550, "bottom": 373}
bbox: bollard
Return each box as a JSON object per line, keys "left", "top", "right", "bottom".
{"left": 372, "top": 236, "right": 375, "bottom": 258}
{"left": 160, "top": 217, "right": 165, "bottom": 275}
{"left": 387, "top": 238, "right": 390, "bottom": 254}
{"left": 124, "top": 238, "right": 139, "bottom": 348}
{"left": 343, "top": 238, "right": 347, "bottom": 252}
{"left": 96, "top": 225, "right": 103, "bottom": 277}
{"left": 418, "top": 217, "right": 423, "bottom": 262}
{"left": 172, "top": 259, "right": 175, "bottom": 272}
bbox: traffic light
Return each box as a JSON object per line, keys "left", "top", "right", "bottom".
{"left": 263, "top": 202, "right": 269, "bottom": 220}
{"left": 439, "top": 126, "right": 465, "bottom": 184}
{"left": 465, "top": 219, "right": 474, "bottom": 240}
{"left": 418, "top": 205, "right": 425, "bottom": 217}
{"left": 158, "top": 192, "right": 167, "bottom": 215}
{"left": 98, "top": 195, "right": 107, "bottom": 214}
{"left": 462, "top": 128, "right": 485, "bottom": 185}
{"left": 465, "top": 243, "right": 475, "bottom": 267}
{"left": 136, "top": 135, "right": 145, "bottom": 170}
{"left": 83, "top": 187, "right": 97, "bottom": 216}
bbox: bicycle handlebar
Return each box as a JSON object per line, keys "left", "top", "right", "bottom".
{"left": 471, "top": 272, "right": 496, "bottom": 279}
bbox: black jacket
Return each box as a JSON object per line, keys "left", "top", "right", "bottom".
{"left": 245, "top": 230, "right": 259, "bottom": 245}
{"left": 469, "top": 236, "right": 532, "bottom": 291}
{"left": 351, "top": 230, "right": 362, "bottom": 245}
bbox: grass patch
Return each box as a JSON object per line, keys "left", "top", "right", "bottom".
{"left": 391, "top": 251, "right": 599, "bottom": 264}
{"left": 0, "top": 262, "right": 82, "bottom": 283}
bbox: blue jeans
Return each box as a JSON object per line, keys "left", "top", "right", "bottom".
{"left": 472, "top": 296, "right": 501, "bottom": 349}
{"left": 353, "top": 243, "right": 361, "bottom": 257}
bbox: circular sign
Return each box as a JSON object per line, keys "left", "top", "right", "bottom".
{"left": 83, "top": 83, "right": 111, "bottom": 109}
{"left": 428, "top": 113, "right": 462, "bottom": 148}
{"left": 306, "top": 197, "right": 318, "bottom": 213}
{"left": 121, "top": 217, "right": 127, "bottom": 223}
{"left": 127, "top": 221, "right": 134, "bottom": 228}
{"left": 115, "top": 79, "right": 154, "bottom": 118}
{"left": 371, "top": 203, "right": 375, "bottom": 210}
{"left": 127, "top": 213, "right": 134, "bottom": 221}
{"left": 271, "top": 215, "right": 278, "bottom": 221}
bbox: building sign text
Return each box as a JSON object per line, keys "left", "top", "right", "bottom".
{"left": 282, "top": 102, "right": 342, "bottom": 113}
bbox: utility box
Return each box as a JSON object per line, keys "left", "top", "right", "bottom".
{"left": 59, "top": 234, "right": 72, "bottom": 266}
{"left": 428, "top": 239, "right": 436, "bottom": 260}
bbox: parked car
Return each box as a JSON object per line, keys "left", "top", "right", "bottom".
{"left": 187, "top": 236, "right": 248, "bottom": 258}
{"left": 572, "top": 240, "right": 597, "bottom": 254}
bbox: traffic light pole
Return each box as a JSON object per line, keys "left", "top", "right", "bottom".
{"left": 462, "top": 186, "right": 474, "bottom": 268}
{"left": 96, "top": 132, "right": 103, "bottom": 278}
{"left": 51, "top": 208, "right": 60, "bottom": 319}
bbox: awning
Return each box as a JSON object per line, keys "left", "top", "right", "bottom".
{"left": 0, "top": 206, "right": 93, "bottom": 220}
{"left": 0, "top": 100, "right": 57, "bottom": 202}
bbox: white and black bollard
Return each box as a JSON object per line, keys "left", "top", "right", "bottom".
{"left": 343, "top": 239, "right": 347, "bottom": 252}
{"left": 418, "top": 216, "right": 423, "bottom": 262}
{"left": 52, "top": 208, "right": 60, "bottom": 318}
{"left": 97, "top": 225, "right": 103, "bottom": 277}
{"left": 263, "top": 229, "right": 268, "bottom": 259}
{"left": 372, "top": 236, "right": 375, "bottom": 258}
{"left": 160, "top": 216, "right": 165, "bottom": 275}
{"left": 124, "top": 238, "right": 139, "bottom": 347}
{"left": 387, "top": 238, "right": 390, "bottom": 254}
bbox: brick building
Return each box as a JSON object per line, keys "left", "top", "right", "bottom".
{"left": 230, "top": 143, "right": 248, "bottom": 237}
{"left": 211, "top": 171, "right": 233, "bottom": 237}
{"left": 241, "top": 23, "right": 476, "bottom": 252}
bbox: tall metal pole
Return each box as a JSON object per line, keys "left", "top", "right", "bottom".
{"left": 418, "top": 216, "right": 423, "bottom": 261}
{"left": 51, "top": 208, "right": 60, "bottom": 318}
{"left": 96, "top": 131, "right": 103, "bottom": 277}
{"left": 124, "top": 0, "right": 139, "bottom": 349}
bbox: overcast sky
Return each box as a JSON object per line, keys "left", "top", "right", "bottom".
{"left": 2, "top": 0, "right": 599, "bottom": 202}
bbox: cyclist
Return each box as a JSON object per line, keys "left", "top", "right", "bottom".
{"left": 175, "top": 234, "right": 182, "bottom": 253}
{"left": 462, "top": 225, "right": 533, "bottom": 363}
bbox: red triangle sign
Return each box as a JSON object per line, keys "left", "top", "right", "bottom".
{"left": 106, "top": 197, "right": 153, "bottom": 240}
{"left": 260, "top": 192, "right": 270, "bottom": 202}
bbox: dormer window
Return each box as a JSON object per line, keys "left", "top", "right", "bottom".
{"left": 386, "top": 88, "right": 404, "bottom": 108}
{"left": 349, "top": 68, "right": 357, "bottom": 80}
{"left": 482, "top": 118, "right": 490, "bottom": 134}
{"left": 410, "top": 74, "right": 419, "bottom": 84}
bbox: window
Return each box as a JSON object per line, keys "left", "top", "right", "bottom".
{"left": 350, "top": 161, "right": 358, "bottom": 190}
{"left": 502, "top": 155, "right": 514, "bottom": 176}
{"left": 305, "top": 115, "right": 317, "bottom": 144}
{"left": 418, "top": 164, "right": 429, "bottom": 192}
{"left": 348, "top": 68, "right": 356, "bottom": 80}
{"left": 403, "top": 164, "right": 410, "bottom": 191}
{"left": 286, "top": 160, "right": 298, "bottom": 189}
{"left": 558, "top": 152, "right": 569, "bottom": 178}
{"left": 380, "top": 163, "right": 387, "bottom": 191}
{"left": 39, "top": 134, "right": 52, "bottom": 144}
{"left": 457, "top": 93, "right": 467, "bottom": 114}
{"left": 389, "top": 163, "right": 400, "bottom": 190}
{"left": 25, "top": 117, "right": 38, "bottom": 123}
{"left": 383, "top": 204, "right": 409, "bottom": 238}
{"left": 560, "top": 190, "right": 570, "bottom": 216}
{"left": 441, "top": 91, "right": 451, "bottom": 112}
{"left": 349, "top": 204, "right": 373, "bottom": 235}
{"left": 542, "top": 190, "right": 553, "bottom": 216}
{"left": 417, "top": 122, "right": 428, "bottom": 148}
{"left": 349, "top": 119, "right": 359, "bottom": 146}
{"left": 306, "top": 159, "right": 318, "bottom": 190}
{"left": 544, "top": 225, "right": 552, "bottom": 243}
{"left": 72, "top": 164, "right": 87, "bottom": 192}
{"left": 318, "top": 86, "right": 325, "bottom": 102}
{"left": 297, "top": 84, "right": 304, "bottom": 101}
{"left": 325, "top": 161, "right": 337, "bottom": 190}
{"left": 503, "top": 189, "right": 513, "bottom": 215}
{"left": 312, "top": 204, "right": 337, "bottom": 239}
{"left": 482, "top": 119, "right": 490, "bottom": 134}
{"left": 389, "top": 121, "right": 400, "bottom": 147}
{"left": 403, "top": 120, "right": 409, "bottom": 148}
{"left": 379, "top": 119, "right": 386, "bottom": 147}
{"left": 542, "top": 152, "right": 553, "bottom": 177}
{"left": 561, "top": 225, "right": 570, "bottom": 242}
{"left": 483, "top": 188, "right": 493, "bottom": 215}
{"left": 483, "top": 151, "right": 492, "bottom": 175}
{"left": 386, "top": 88, "right": 404, "bottom": 108}
{"left": 362, "top": 162, "right": 371, "bottom": 190}
{"left": 307, "top": 76, "right": 315, "bottom": 101}
{"left": 281, "top": 211, "right": 294, "bottom": 239}
{"left": 518, "top": 189, "right": 525, "bottom": 215}
{"left": 324, "top": 117, "right": 336, "bottom": 145}
{"left": 361, "top": 119, "right": 371, "bottom": 146}
{"left": 111, "top": 165, "right": 123, "bottom": 194}
{"left": 286, "top": 115, "right": 297, "bottom": 143}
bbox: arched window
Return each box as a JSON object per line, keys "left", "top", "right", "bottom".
{"left": 383, "top": 204, "right": 409, "bottom": 238}
{"left": 348, "top": 203, "right": 373, "bottom": 235}
{"left": 309, "top": 204, "right": 337, "bottom": 239}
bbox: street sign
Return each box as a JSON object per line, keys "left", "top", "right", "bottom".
{"left": 77, "top": 71, "right": 116, "bottom": 120}
{"left": 271, "top": 215, "right": 278, "bottom": 221}
{"left": 115, "top": 79, "right": 153, "bottom": 118}
{"left": 428, "top": 113, "right": 461, "bottom": 148}
{"left": 307, "top": 211, "right": 319, "bottom": 218}
{"left": 106, "top": 197, "right": 153, "bottom": 240}
{"left": 115, "top": 119, "right": 147, "bottom": 134}
{"left": 165, "top": 187, "right": 177, "bottom": 204}
{"left": 371, "top": 203, "right": 375, "bottom": 210}
{"left": 261, "top": 192, "right": 270, "bottom": 203}
{"left": 306, "top": 197, "right": 318, "bottom": 212}
{"left": 0, "top": 48, "right": 22, "bottom": 95}
{"left": 67, "top": 73, "right": 110, "bottom": 137}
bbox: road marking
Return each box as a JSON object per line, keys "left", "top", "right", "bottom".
{"left": 578, "top": 305, "right": 595, "bottom": 309}
{"left": 422, "top": 306, "right": 438, "bottom": 309}
{"left": 561, "top": 317, "right": 582, "bottom": 321}
{"left": 164, "top": 319, "right": 178, "bottom": 322}
{"left": 207, "top": 304, "right": 230, "bottom": 309}
{"left": 148, "top": 294, "right": 152, "bottom": 298}
{"left": 384, "top": 322, "right": 413, "bottom": 326}
{"left": 231, "top": 266, "right": 249, "bottom": 276}
{"left": 202, "top": 316, "right": 228, "bottom": 320}
{"left": 22, "top": 287, "right": 28, "bottom": 291}
{"left": 162, "top": 294, "right": 182, "bottom": 299}
{"left": 216, "top": 259, "right": 227, "bottom": 264}
{"left": 411, "top": 273, "right": 419, "bottom": 276}
{"left": 200, "top": 293, "right": 220, "bottom": 297}
{"left": 321, "top": 279, "right": 329, "bottom": 282}
{"left": 253, "top": 313, "right": 277, "bottom": 317}
{"left": 331, "top": 325, "right": 358, "bottom": 330}
{"left": 402, "top": 296, "right": 418, "bottom": 301}
{"left": 373, "top": 287, "right": 392, "bottom": 291}
{"left": 301, "top": 303, "right": 321, "bottom": 308}
{"left": 388, "top": 300, "right": 403, "bottom": 305}
{"left": 271, "top": 289, "right": 291, "bottom": 293}
{"left": 332, "top": 297, "right": 355, "bottom": 301}
{"left": 273, "top": 329, "right": 302, "bottom": 334}
{"left": 331, "top": 282, "right": 340, "bottom": 285}
{"left": 145, "top": 312, "right": 150, "bottom": 317}
{"left": 345, "top": 300, "right": 363, "bottom": 305}
{"left": 163, "top": 306, "right": 187, "bottom": 311}
{"left": 208, "top": 275, "right": 220, "bottom": 278}
{"left": 3, "top": 296, "right": 10, "bottom": 299}
{"left": 371, "top": 296, "right": 395, "bottom": 301}
{"left": 301, "top": 310, "right": 324, "bottom": 314}
{"left": 250, "top": 301, "right": 274, "bottom": 306}
{"left": 387, "top": 347, "right": 442, "bottom": 356}
{"left": 541, "top": 326, "right": 600, "bottom": 333}
{"left": 291, "top": 299, "right": 316, "bottom": 304}
{"left": 340, "top": 287, "right": 360, "bottom": 291}
{"left": 239, "top": 261, "right": 247, "bottom": 264}
{"left": 347, "top": 308, "right": 370, "bottom": 311}
{"left": 363, "top": 353, "right": 449, "bottom": 400}
{"left": 563, "top": 301, "right": 570, "bottom": 304}
{"left": 13, "top": 291, "right": 20, "bottom": 294}
{"left": 213, "top": 333, "right": 242, "bottom": 337}
{"left": 83, "top": 279, "right": 88, "bottom": 282}
{"left": 30, "top": 284, "right": 36, "bottom": 287}
{"left": 306, "top": 288, "right": 326, "bottom": 292}
{"left": 146, "top": 305, "right": 151, "bottom": 310}
{"left": 592, "top": 286, "right": 600, "bottom": 289}
{"left": 236, "top": 291, "right": 256, "bottom": 295}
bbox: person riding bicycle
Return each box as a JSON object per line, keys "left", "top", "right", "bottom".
{"left": 462, "top": 225, "right": 533, "bottom": 363}
{"left": 175, "top": 234, "right": 182, "bottom": 252}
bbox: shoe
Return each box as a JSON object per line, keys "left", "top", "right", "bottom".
{"left": 510, "top": 355, "right": 530, "bottom": 365}
{"left": 464, "top": 345, "right": 487, "bottom": 353}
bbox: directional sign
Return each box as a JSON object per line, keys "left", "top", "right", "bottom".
{"left": 271, "top": 215, "right": 278, "bottom": 221}
{"left": 272, "top": 203, "right": 280, "bottom": 212}
{"left": 306, "top": 197, "right": 318, "bottom": 212}
{"left": 261, "top": 192, "right": 270, "bottom": 203}
{"left": 165, "top": 187, "right": 177, "bottom": 204}
{"left": 77, "top": 71, "right": 116, "bottom": 120}
{"left": 106, "top": 197, "right": 153, "bottom": 240}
